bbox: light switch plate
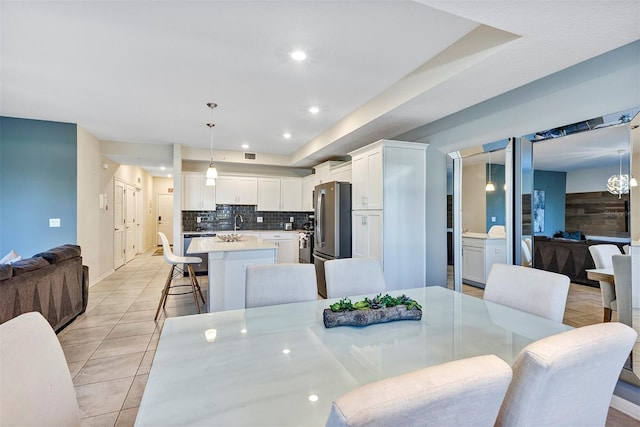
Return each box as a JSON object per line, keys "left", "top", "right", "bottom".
{"left": 491, "top": 216, "right": 496, "bottom": 222}
{"left": 257, "top": 217, "right": 263, "bottom": 223}
{"left": 49, "top": 218, "right": 61, "bottom": 227}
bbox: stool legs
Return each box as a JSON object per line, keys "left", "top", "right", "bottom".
{"left": 155, "top": 263, "right": 205, "bottom": 321}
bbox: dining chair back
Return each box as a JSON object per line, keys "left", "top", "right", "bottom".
{"left": 324, "top": 257, "right": 386, "bottom": 298}
{"left": 496, "top": 322, "right": 637, "bottom": 427}
{"left": 588, "top": 244, "right": 622, "bottom": 322}
{"left": 0, "top": 312, "right": 81, "bottom": 426}
{"left": 611, "top": 254, "right": 632, "bottom": 326}
{"left": 326, "top": 354, "right": 512, "bottom": 427}
{"left": 155, "top": 232, "right": 205, "bottom": 320}
{"left": 245, "top": 263, "right": 317, "bottom": 308}
{"left": 520, "top": 239, "right": 532, "bottom": 267}
{"left": 484, "top": 263, "right": 569, "bottom": 322}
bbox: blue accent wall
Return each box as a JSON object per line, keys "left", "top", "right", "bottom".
{"left": 533, "top": 170, "right": 566, "bottom": 237}
{"left": 1, "top": 117, "right": 77, "bottom": 257}
{"left": 486, "top": 163, "right": 506, "bottom": 231}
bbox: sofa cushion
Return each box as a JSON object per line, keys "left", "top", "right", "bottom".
{"left": 10, "top": 257, "right": 50, "bottom": 276}
{"left": 33, "top": 245, "right": 81, "bottom": 265}
{"left": 0, "top": 264, "right": 12, "bottom": 280}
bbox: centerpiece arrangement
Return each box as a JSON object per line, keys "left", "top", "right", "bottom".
{"left": 323, "top": 293, "right": 422, "bottom": 328}
{"left": 217, "top": 233, "right": 242, "bottom": 242}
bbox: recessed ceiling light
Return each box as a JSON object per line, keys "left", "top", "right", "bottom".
{"left": 308, "top": 395, "right": 319, "bottom": 402}
{"left": 309, "top": 106, "right": 320, "bottom": 114}
{"left": 160, "top": 166, "right": 166, "bottom": 171}
{"left": 283, "top": 132, "right": 292, "bottom": 139}
{"left": 290, "top": 50, "right": 307, "bottom": 61}
{"left": 241, "top": 144, "right": 249, "bottom": 150}
{"left": 168, "top": 174, "right": 172, "bottom": 178}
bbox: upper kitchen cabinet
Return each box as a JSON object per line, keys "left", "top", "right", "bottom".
{"left": 216, "top": 176, "right": 258, "bottom": 205}
{"left": 351, "top": 147, "right": 383, "bottom": 210}
{"left": 182, "top": 173, "right": 216, "bottom": 210}
{"left": 314, "top": 160, "right": 350, "bottom": 184}
{"left": 301, "top": 174, "right": 317, "bottom": 211}
{"left": 257, "top": 178, "right": 303, "bottom": 211}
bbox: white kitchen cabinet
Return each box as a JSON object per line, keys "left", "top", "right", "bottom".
{"left": 260, "top": 232, "right": 298, "bottom": 263}
{"left": 302, "top": 174, "right": 317, "bottom": 211}
{"left": 349, "top": 140, "right": 428, "bottom": 291}
{"left": 351, "top": 148, "right": 382, "bottom": 210}
{"left": 352, "top": 211, "right": 383, "bottom": 260}
{"left": 182, "top": 173, "right": 215, "bottom": 210}
{"left": 329, "top": 162, "right": 352, "bottom": 183}
{"left": 257, "top": 178, "right": 303, "bottom": 211}
{"left": 462, "top": 234, "right": 507, "bottom": 287}
{"left": 314, "top": 160, "right": 347, "bottom": 184}
{"left": 216, "top": 176, "right": 258, "bottom": 205}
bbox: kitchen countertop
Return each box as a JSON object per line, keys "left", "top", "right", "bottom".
{"left": 182, "top": 230, "right": 308, "bottom": 235}
{"left": 187, "top": 236, "right": 277, "bottom": 253}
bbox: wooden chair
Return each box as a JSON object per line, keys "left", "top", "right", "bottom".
{"left": 496, "top": 323, "right": 637, "bottom": 427}
{"left": 0, "top": 312, "right": 81, "bottom": 426}
{"left": 484, "top": 263, "right": 569, "bottom": 322}
{"left": 326, "top": 355, "right": 512, "bottom": 427}
{"left": 155, "top": 232, "right": 205, "bottom": 320}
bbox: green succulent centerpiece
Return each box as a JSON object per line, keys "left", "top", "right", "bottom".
{"left": 324, "top": 293, "right": 422, "bottom": 328}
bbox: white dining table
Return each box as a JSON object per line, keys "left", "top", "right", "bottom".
{"left": 135, "top": 286, "right": 571, "bottom": 426}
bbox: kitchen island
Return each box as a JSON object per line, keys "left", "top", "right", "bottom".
{"left": 187, "top": 236, "right": 277, "bottom": 312}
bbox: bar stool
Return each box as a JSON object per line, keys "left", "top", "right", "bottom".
{"left": 155, "top": 232, "right": 206, "bottom": 320}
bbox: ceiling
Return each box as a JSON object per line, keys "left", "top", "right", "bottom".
{"left": 2, "top": 1, "right": 639, "bottom": 176}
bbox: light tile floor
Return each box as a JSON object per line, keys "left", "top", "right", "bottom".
{"left": 58, "top": 252, "right": 638, "bottom": 426}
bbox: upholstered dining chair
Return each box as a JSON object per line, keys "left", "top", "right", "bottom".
{"left": 588, "top": 244, "right": 622, "bottom": 322}
{"left": 611, "top": 254, "right": 632, "bottom": 326}
{"left": 245, "top": 263, "right": 317, "bottom": 308}
{"left": 0, "top": 312, "right": 81, "bottom": 426}
{"left": 520, "top": 239, "right": 532, "bottom": 267}
{"left": 155, "top": 232, "right": 205, "bottom": 320}
{"left": 484, "top": 263, "right": 570, "bottom": 322}
{"left": 326, "top": 354, "right": 512, "bottom": 427}
{"left": 496, "top": 322, "right": 637, "bottom": 427}
{"left": 324, "top": 257, "right": 386, "bottom": 298}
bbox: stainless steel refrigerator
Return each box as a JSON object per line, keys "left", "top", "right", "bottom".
{"left": 313, "top": 181, "right": 352, "bottom": 297}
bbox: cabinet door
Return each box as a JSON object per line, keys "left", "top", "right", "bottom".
{"left": 215, "top": 177, "right": 237, "bottom": 205}
{"left": 258, "top": 178, "right": 281, "bottom": 211}
{"left": 281, "top": 179, "right": 302, "bottom": 211}
{"left": 302, "top": 175, "right": 317, "bottom": 211}
{"left": 366, "top": 149, "right": 383, "bottom": 209}
{"left": 352, "top": 211, "right": 369, "bottom": 258}
{"left": 351, "top": 154, "right": 367, "bottom": 210}
{"left": 202, "top": 179, "right": 216, "bottom": 210}
{"left": 183, "top": 174, "right": 208, "bottom": 210}
{"left": 276, "top": 239, "right": 297, "bottom": 263}
{"left": 366, "top": 211, "right": 383, "bottom": 263}
{"left": 462, "top": 245, "right": 485, "bottom": 283}
{"left": 236, "top": 177, "right": 258, "bottom": 205}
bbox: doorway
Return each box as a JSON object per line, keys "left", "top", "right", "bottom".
{"left": 157, "top": 194, "right": 174, "bottom": 246}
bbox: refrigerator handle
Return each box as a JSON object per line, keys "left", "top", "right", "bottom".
{"left": 316, "top": 189, "right": 324, "bottom": 248}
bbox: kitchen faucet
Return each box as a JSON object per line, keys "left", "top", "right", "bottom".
{"left": 234, "top": 213, "right": 244, "bottom": 231}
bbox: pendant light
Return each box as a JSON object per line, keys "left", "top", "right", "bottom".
{"left": 606, "top": 150, "right": 630, "bottom": 199}
{"left": 205, "top": 102, "right": 218, "bottom": 185}
{"left": 485, "top": 151, "right": 495, "bottom": 192}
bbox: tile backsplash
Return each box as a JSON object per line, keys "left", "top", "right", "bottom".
{"left": 183, "top": 205, "right": 313, "bottom": 232}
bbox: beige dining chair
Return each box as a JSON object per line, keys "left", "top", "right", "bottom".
{"left": 326, "top": 354, "right": 512, "bottom": 427}
{"left": 484, "top": 263, "right": 570, "bottom": 322}
{"left": 611, "top": 254, "right": 632, "bottom": 326}
{"left": 245, "top": 263, "right": 317, "bottom": 308}
{"left": 520, "top": 239, "right": 532, "bottom": 267}
{"left": 324, "top": 257, "right": 386, "bottom": 298}
{"left": 496, "top": 322, "right": 637, "bottom": 427}
{"left": 0, "top": 312, "right": 81, "bottom": 426}
{"left": 155, "top": 232, "right": 205, "bottom": 320}
{"left": 588, "top": 244, "right": 622, "bottom": 322}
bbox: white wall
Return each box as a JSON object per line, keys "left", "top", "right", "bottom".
{"left": 462, "top": 163, "right": 487, "bottom": 233}
{"left": 565, "top": 166, "right": 612, "bottom": 193}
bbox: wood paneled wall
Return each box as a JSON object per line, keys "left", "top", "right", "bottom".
{"left": 565, "top": 191, "right": 629, "bottom": 237}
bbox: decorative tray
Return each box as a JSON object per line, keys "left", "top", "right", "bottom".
{"left": 323, "top": 294, "right": 422, "bottom": 328}
{"left": 217, "top": 233, "right": 242, "bottom": 242}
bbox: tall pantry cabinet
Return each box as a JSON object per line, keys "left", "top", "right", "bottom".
{"left": 349, "top": 140, "right": 428, "bottom": 291}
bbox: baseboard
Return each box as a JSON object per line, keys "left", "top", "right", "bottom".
{"left": 89, "top": 269, "right": 114, "bottom": 287}
{"left": 611, "top": 395, "right": 640, "bottom": 420}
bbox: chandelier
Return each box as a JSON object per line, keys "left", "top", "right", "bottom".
{"left": 607, "top": 150, "right": 637, "bottom": 198}
{"left": 205, "top": 102, "right": 218, "bottom": 186}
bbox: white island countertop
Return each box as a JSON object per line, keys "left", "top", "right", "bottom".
{"left": 462, "top": 232, "right": 505, "bottom": 240}
{"left": 187, "top": 235, "right": 276, "bottom": 254}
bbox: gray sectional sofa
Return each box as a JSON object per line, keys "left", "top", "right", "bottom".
{"left": 0, "top": 244, "right": 88, "bottom": 332}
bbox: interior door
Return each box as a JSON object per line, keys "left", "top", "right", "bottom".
{"left": 114, "top": 180, "right": 125, "bottom": 269}
{"left": 157, "top": 194, "right": 174, "bottom": 245}
{"left": 125, "top": 184, "right": 137, "bottom": 262}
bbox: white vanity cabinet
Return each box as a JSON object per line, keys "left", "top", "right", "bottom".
{"left": 349, "top": 140, "right": 428, "bottom": 291}
{"left": 462, "top": 234, "right": 507, "bottom": 287}
{"left": 182, "top": 173, "right": 216, "bottom": 210}
{"left": 216, "top": 176, "right": 258, "bottom": 205}
{"left": 259, "top": 232, "right": 298, "bottom": 264}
